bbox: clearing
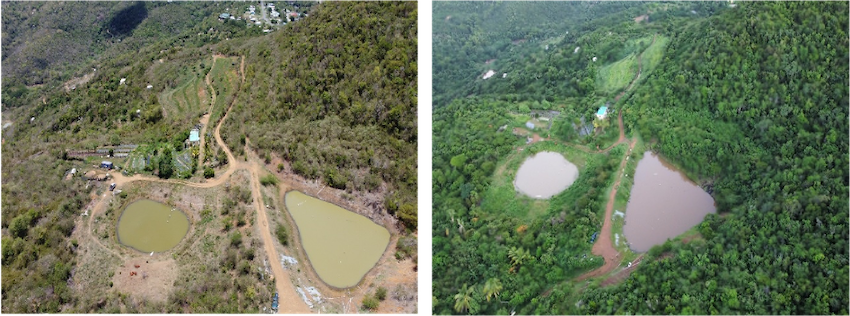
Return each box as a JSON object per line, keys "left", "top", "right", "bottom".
{"left": 596, "top": 54, "right": 639, "bottom": 96}
{"left": 112, "top": 258, "right": 179, "bottom": 303}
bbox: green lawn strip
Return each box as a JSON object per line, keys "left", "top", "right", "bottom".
{"left": 596, "top": 54, "right": 637, "bottom": 95}
{"left": 481, "top": 141, "right": 593, "bottom": 221}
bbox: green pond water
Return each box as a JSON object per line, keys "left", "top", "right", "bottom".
{"left": 284, "top": 191, "right": 390, "bottom": 288}
{"left": 117, "top": 199, "right": 189, "bottom": 253}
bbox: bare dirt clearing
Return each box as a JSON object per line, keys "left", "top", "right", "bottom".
{"left": 112, "top": 259, "right": 179, "bottom": 303}
{"left": 64, "top": 70, "right": 96, "bottom": 92}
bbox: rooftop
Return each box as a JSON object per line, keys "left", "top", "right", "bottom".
{"left": 189, "top": 130, "right": 200, "bottom": 142}
{"left": 597, "top": 106, "right": 608, "bottom": 116}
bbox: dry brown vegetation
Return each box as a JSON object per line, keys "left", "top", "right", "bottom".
{"left": 70, "top": 171, "right": 275, "bottom": 313}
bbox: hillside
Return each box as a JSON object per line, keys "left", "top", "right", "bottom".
{"left": 579, "top": 2, "right": 848, "bottom": 314}
{"left": 0, "top": 1, "right": 234, "bottom": 87}
{"left": 220, "top": 1, "right": 418, "bottom": 229}
{"left": 432, "top": 1, "right": 847, "bottom": 315}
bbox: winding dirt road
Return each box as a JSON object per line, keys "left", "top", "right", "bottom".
{"left": 82, "top": 54, "right": 310, "bottom": 313}
{"left": 572, "top": 35, "right": 658, "bottom": 282}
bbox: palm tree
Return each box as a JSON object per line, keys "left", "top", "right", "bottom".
{"left": 508, "top": 247, "right": 531, "bottom": 268}
{"left": 454, "top": 283, "right": 475, "bottom": 314}
{"left": 483, "top": 278, "right": 503, "bottom": 302}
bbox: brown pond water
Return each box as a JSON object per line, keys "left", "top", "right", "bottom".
{"left": 117, "top": 199, "right": 189, "bottom": 253}
{"left": 623, "top": 151, "right": 716, "bottom": 252}
{"left": 284, "top": 191, "right": 390, "bottom": 288}
{"left": 514, "top": 151, "right": 579, "bottom": 199}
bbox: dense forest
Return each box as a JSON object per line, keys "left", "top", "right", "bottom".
{"left": 579, "top": 2, "right": 848, "bottom": 314}
{"left": 220, "top": 1, "right": 418, "bottom": 228}
{"left": 433, "top": 1, "right": 848, "bottom": 315}
{"left": 1, "top": 1, "right": 416, "bottom": 312}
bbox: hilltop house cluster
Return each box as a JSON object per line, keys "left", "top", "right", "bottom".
{"left": 219, "top": 2, "right": 307, "bottom": 30}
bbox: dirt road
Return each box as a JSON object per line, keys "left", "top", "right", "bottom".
{"left": 575, "top": 137, "right": 635, "bottom": 282}
{"left": 82, "top": 54, "right": 311, "bottom": 313}
{"left": 197, "top": 55, "right": 220, "bottom": 166}
{"left": 246, "top": 148, "right": 310, "bottom": 313}
{"left": 573, "top": 34, "right": 657, "bottom": 282}
{"left": 599, "top": 254, "right": 645, "bottom": 287}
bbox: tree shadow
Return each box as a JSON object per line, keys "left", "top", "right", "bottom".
{"left": 108, "top": 2, "right": 147, "bottom": 37}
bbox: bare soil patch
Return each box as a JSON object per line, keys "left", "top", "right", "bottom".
{"left": 634, "top": 14, "right": 648, "bottom": 23}
{"left": 112, "top": 258, "right": 179, "bottom": 302}
{"left": 64, "top": 70, "right": 96, "bottom": 92}
{"left": 599, "top": 254, "right": 645, "bottom": 287}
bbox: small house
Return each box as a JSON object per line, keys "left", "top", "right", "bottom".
{"left": 525, "top": 121, "right": 535, "bottom": 130}
{"left": 219, "top": 13, "right": 231, "bottom": 19}
{"left": 101, "top": 161, "right": 114, "bottom": 169}
{"left": 187, "top": 129, "right": 200, "bottom": 146}
{"left": 120, "top": 78, "right": 126, "bottom": 85}
{"left": 596, "top": 106, "right": 608, "bottom": 119}
{"left": 146, "top": 85, "right": 153, "bottom": 89}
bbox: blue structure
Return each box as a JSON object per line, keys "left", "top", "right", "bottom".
{"left": 590, "top": 232, "right": 599, "bottom": 243}
{"left": 596, "top": 106, "right": 608, "bottom": 119}
{"left": 101, "top": 161, "right": 114, "bottom": 169}
{"left": 525, "top": 121, "right": 535, "bottom": 129}
{"left": 219, "top": 13, "right": 231, "bottom": 19}
{"left": 189, "top": 130, "right": 200, "bottom": 142}
{"left": 188, "top": 129, "right": 200, "bottom": 145}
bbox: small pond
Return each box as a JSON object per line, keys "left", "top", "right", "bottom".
{"left": 623, "top": 151, "right": 716, "bottom": 252}
{"left": 514, "top": 151, "right": 579, "bottom": 199}
{"left": 284, "top": 191, "right": 390, "bottom": 288}
{"left": 117, "top": 199, "right": 190, "bottom": 253}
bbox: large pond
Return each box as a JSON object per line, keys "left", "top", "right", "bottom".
{"left": 514, "top": 151, "right": 579, "bottom": 199}
{"left": 117, "top": 199, "right": 190, "bottom": 253}
{"left": 284, "top": 191, "right": 390, "bottom": 288}
{"left": 623, "top": 151, "right": 716, "bottom": 252}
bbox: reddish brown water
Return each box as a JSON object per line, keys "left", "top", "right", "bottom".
{"left": 622, "top": 151, "right": 715, "bottom": 252}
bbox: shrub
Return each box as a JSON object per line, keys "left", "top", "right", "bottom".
{"left": 275, "top": 224, "right": 288, "bottom": 246}
{"left": 362, "top": 295, "right": 379, "bottom": 310}
{"left": 222, "top": 249, "right": 237, "bottom": 270}
{"left": 230, "top": 232, "right": 242, "bottom": 247}
{"left": 242, "top": 248, "right": 255, "bottom": 261}
{"left": 222, "top": 217, "right": 233, "bottom": 231}
{"left": 236, "top": 212, "right": 246, "bottom": 227}
{"left": 204, "top": 167, "right": 215, "bottom": 178}
{"left": 376, "top": 287, "right": 387, "bottom": 301}
{"left": 238, "top": 261, "right": 251, "bottom": 275}
{"left": 260, "top": 174, "right": 278, "bottom": 186}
